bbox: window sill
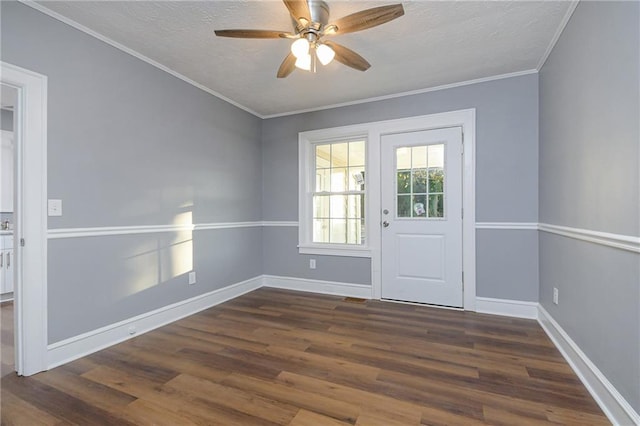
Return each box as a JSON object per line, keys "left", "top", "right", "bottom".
{"left": 298, "top": 244, "right": 372, "bottom": 258}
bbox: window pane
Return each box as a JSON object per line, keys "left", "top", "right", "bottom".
{"left": 347, "top": 194, "right": 363, "bottom": 218}
{"left": 428, "top": 144, "right": 444, "bottom": 168}
{"left": 348, "top": 167, "right": 365, "bottom": 191}
{"left": 396, "top": 147, "right": 411, "bottom": 170}
{"left": 331, "top": 143, "right": 348, "bottom": 167}
{"left": 397, "top": 195, "right": 411, "bottom": 217}
{"left": 313, "top": 195, "right": 329, "bottom": 218}
{"left": 330, "top": 168, "right": 347, "bottom": 192}
{"left": 429, "top": 194, "right": 444, "bottom": 217}
{"left": 316, "top": 168, "right": 331, "bottom": 192}
{"left": 428, "top": 168, "right": 444, "bottom": 192}
{"left": 412, "top": 195, "right": 427, "bottom": 217}
{"left": 330, "top": 219, "right": 347, "bottom": 243}
{"left": 349, "top": 141, "right": 365, "bottom": 167}
{"left": 313, "top": 218, "right": 329, "bottom": 243}
{"left": 347, "top": 219, "right": 363, "bottom": 244}
{"left": 316, "top": 145, "right": 331, "bottom": 168}
{"left": 412, "top": 169, "right": 427, "bottom": 193}
{"left": 412, "top": 146, "right": 427, "bottom": 168}
{"left": 397, "top": 171, "right": 411, "bottom": 193}
{"left": 329, "top": 194, "right": 346, "bottom": 218}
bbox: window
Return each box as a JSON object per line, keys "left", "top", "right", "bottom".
{"left": 396, "top": 144, "right": 445, "bottom": 219}
{"left": 299, "top": 133, "right": 369, "bottom": 257}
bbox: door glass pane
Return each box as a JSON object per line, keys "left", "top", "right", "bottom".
{"left": 412, "top": 146, "right": 427, "bottom": 168}
{"left": 396, "top": 147, "right": 411, "bottom": 170}
{"left": 397, "top": 195, "right": 411, "bottom": 217}
{"left": 412, "top": 195, "right": 427, "bottom": 217}
{"left": 428, "top": 168, "right": 444, "bottom": 192}
{"left": 397, "top": 171, "right": 411, "bottom": 193}
{"left": 412, "top": 169, "right": 427, "bottom": 193}
{"left": 428, "top": 144, "right": 444, "bottom": 168}
{"left": 429, "top": 194, "right": 444, "bottom": 217}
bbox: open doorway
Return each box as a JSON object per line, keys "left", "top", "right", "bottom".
{"left": 1, "top": 62, "right": 48, "bottom": 376}
{"left": 1, "top": 83, "right": 17, "bottom": 377}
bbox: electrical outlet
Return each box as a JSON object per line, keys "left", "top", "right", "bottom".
{"left": 309, "top": 259, "right": 316, "bottom": 269}
{"left": 189, "top": 271, "right": 196, "bottom": 285}
{"left": 553, "top": 287, "right": 559, "bottom": 305}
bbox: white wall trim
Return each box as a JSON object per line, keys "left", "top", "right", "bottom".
{"left": 19, "top": 0, "right": 262, "bottom": 119}
{"left": 263, "top": 275, "right": 372, "bottom": 299}
{"left": 475, "top": 297, "right": 538, "bottom": 319}
{"left": 2, "top": 61, "right": 49, "bottom": 376}
{"left": 536, "top": 1, "right": 580, "bottom": 70}
{"left": 539, "top": 223, "right": 640, "bottom": 253}
{"left": 262, "top": 221, "right": 298, "bottom": 227}
{"left": 263, "top": 70, "right": 537, "bottom": 119}
{"left": 537, "top": 305, "right": 640, "bottom": 426}
{"left": 46, "top": 221, "right": 294, "bottom": 239}
{"left": 475, "top": 222, "right": 539, "bottom": 230}
{"left": 47, "top": 276, "right": 263, "bottom": 369}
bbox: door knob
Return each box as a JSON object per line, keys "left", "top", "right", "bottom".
{"left": 382, "top": 221, "right": 390, "bottom": 228}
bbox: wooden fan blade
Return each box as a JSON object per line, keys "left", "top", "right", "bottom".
{"left": 282, "top": 0, "right": 311, "bottom": 24}
{"left": 332, "top": 4, "right": 404, "bottom": 35}
{"left": 214, "top": 29, "right": 288, "bottom": 39}
{"left": 277, "top": 53, "right": 297, "bottom": 78}
{"left": 324, "top": 42, "right": 371, "bottom": 72}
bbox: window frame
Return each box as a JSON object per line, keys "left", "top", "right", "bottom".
{"left": 298, "top": 130, "right": 371, "bottom": 258}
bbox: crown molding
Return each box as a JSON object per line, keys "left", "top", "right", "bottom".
{"left": 537, "top": 1, "right": 580, "bottom": 70}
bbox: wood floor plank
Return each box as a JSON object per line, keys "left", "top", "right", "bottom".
{"left": 1, "top": 288, "right": 609, "bottom": 425}
{"left": 288, "top": 409, "right": 351, "bottom": 426}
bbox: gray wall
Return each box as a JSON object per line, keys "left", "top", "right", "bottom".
{"left": 1, "top": 2, "right": 263, "bottom": 343}
{"left": 1, "top": 109, "right": 13, "bottom": 131}
{"left": 262, "top": 74, "right": 540, "bottom": 300}
{"left": 539, "top": 1, "right": 640, "bottom": 412}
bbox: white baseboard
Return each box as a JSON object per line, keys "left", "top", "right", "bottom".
{"left": 475, "top": 297, "right": 538, "bottom": 319}
{"left": 46, "top": 276, "right": 263, "bottom": 369}
{"left": 538, "top": 305, "right": 640, "bottom": 426}
{"left": 263, "top": 275, "right": 372, "bottom": 299}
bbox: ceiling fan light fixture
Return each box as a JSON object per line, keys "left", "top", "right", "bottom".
{"left": 295, "top": 53, "right": 312, "bottom": 71}
{"left": 316, "top": 43, "right": 335, "bottom": 65}
{"left": 291, "top": 38, "right": 310, "bottom": 59}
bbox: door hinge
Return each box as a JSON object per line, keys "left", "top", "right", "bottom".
{"left": 20, "top": 238, "right": 25, "bottom": 247}
{"left": 462, "top": 271, "right": 464, "bottom": 283}
{"left": 461, "top": 208, "right": 464, "bottom": 219}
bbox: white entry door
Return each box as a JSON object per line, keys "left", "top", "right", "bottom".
{"left": 381, "top": 127, "right": 463, "bottom": 307}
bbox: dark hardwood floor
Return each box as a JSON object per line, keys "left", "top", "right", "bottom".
{"left": 1, "top": 288, "right": 609, "bottom": 425}
{"left": 1, "top": 301, "right": 14, "bottom": 379}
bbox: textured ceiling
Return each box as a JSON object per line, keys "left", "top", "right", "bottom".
{"left": 34, "top": 1, "right": 572, "bottom": 117}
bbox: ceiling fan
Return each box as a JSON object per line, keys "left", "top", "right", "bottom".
{"left": 214, "top": 0, "right": 404, "bottom": 78}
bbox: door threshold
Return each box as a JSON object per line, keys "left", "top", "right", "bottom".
{"left": 381, "top": 298, "right": 463, "bottom": 311}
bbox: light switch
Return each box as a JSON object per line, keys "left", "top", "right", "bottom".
{"left": 48, "top": 199, "right": 62, "bottom": 216}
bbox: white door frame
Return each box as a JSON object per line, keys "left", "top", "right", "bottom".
{"left": 1, "top": 61, "right": 48, "bottom": 375}
{"left": 369, "top": 109, "right": 476, "bottom": 310}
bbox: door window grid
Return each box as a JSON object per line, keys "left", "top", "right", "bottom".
{"left": 396, "top": 144, "right": 445, "bottom": 219}
{"left": 313, "top": 141, "right": 365, "bottom": 244}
